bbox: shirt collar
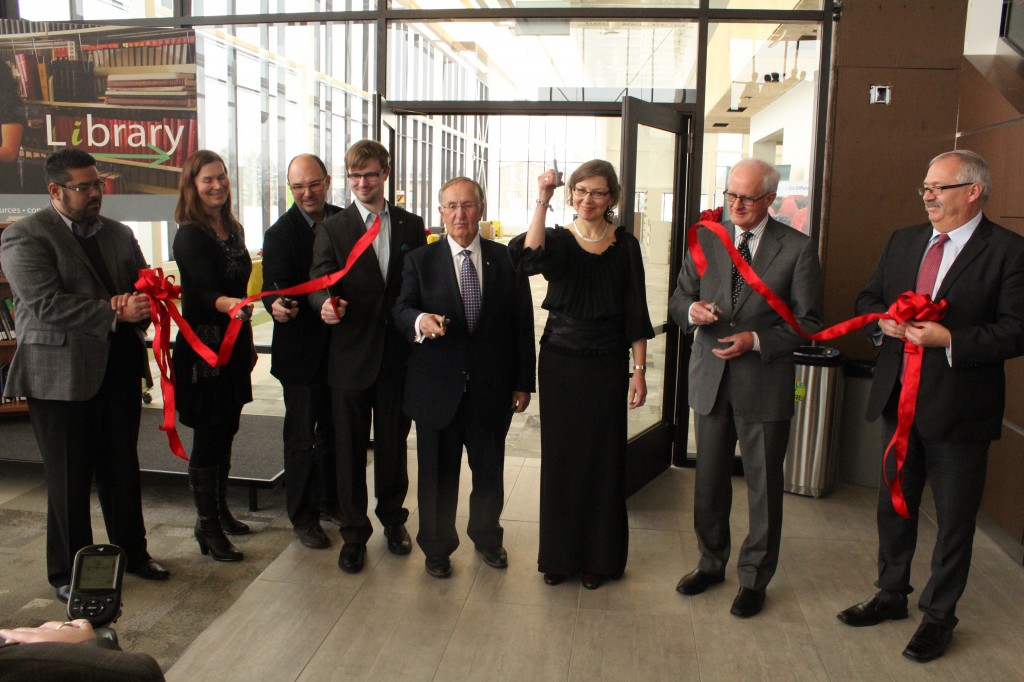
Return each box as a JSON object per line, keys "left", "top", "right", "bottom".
{"left": 52, "top": 202, "right": 101, "bottom": 238}
{"left": 354, "top": 199, "right": 388, "bottom": 226}
{"left": 931, "top": 211, "right": 982, "bottom": 249}
{"left": 297, "top": 204, "right": 333, "bottom": 228}
{"left": 736, "top": 214, "right": 769, "bottom": 242}
{"left": 446, "top": 232, "right": 482, "bottom": 258}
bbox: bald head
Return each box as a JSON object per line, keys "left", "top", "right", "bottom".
{"left": 287, "top": 154, "right": 332, "bottom": 223}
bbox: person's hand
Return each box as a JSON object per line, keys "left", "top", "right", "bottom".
{"left": 712, "top": 332, "right": 754, "bottom": 360}
{"left": 510, "top": 391, "right": 531, "bottom": 413}
{"left": 1, "top": 619, "right": 96, "bottom": 645}
{"left": 418, "top": 314, "right": 448, "bottom": 340}
{"left": 320, "top": 296, "right": 347, "bottom": 324}
{"left": 112, "top": 292, "right": 150, "bottom": 323}
{"left": 271, "top": 297, "right": 299, "bottom": 323}
{"left": 905, "top": 320, "right": 951, "bottom": 348}
{"left": 878, "top": 318, "right": 907, "bottom": 339}
{"left": 690, "top": 301, "right": 721, "bottom": 326}
{"left": 232, "top": 301, "right": 254, "bottom": 321}
{"left": 628, "top": 371, "right": 647, "bottom": 409}
{"left": 537, "top": 169, "right": 562, "bottom": 205}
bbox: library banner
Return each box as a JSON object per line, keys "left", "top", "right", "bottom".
{"left": 0, "top": 23, "right": 198, "bottom": 222}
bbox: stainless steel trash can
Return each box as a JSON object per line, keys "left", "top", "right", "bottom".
{"left": 784, "top": 346, "right": 843, "bottom": 498}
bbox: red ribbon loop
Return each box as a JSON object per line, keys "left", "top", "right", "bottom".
{"left": 137, "top": 216, "right": 382, "bottom": 461}
{"left": 686, "top": 219, "right": 947, "bottom": 518}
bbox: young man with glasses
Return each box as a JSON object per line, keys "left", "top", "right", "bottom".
{"left": 839, "top": 150, "right": 1024, "bottom": 663}
{"left": 0, "top": 148, "right": 170, "bottom": 601}
{"left": 393, "top": 177, "right": 535, "bottom": 579}
{"left": 261, "top": 153, "right": 343, "bottom": 550}
{"left": 668, "top": 157, "right": 823, "bottom": 618}
{"left": 309, "top": 140, "right": 426, "bottom": 573}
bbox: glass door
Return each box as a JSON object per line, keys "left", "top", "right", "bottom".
{"left": 619, "top": 97, "right": 691, "bottom": 496}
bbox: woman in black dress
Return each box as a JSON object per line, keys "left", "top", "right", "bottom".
{"left": 172, "top": 150, "right": 255, "bottom": 562}
{"left": 510, "top": 159, "right": 653, "bottom": 590}
{"left": 0, "top": 64, "right": 25, "bottom": 192}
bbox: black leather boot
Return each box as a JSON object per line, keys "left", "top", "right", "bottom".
{"left": 218, "top": 463, "right": 250, "bottom": 536}
{"left": 189, "top": 466, "right": 243, "bottom": 562}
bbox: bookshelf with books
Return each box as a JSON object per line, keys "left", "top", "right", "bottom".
{"left": 2, "top": 25, "right": 197, "bottom": 195}
{"left": 0, "top": 222, "right": 27, "bottom": 416}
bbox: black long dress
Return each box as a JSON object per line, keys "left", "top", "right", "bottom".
{"left": 171, "top": 223, "right": 254, "bottom": 432}
{"left": 510, "top": 225, "right": 653, "bottom": 578}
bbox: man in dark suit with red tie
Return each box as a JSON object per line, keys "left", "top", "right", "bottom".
{"left": 262, "top": 153, "right": 343, "bottom": 550}
{"left": 393, "top": 177, "right": 535, "bottom": 578}
{"left": 308, "top": 140, "right": 426, "bottom": 574}
{"left": 840, "top": 150, "right": 1024, "bottom": 662}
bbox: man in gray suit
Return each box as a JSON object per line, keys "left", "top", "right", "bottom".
{"left": 0, "top": 149, "right": 169, "bottom": 602}
{"left": 668, "top": 158, "right": 822, "bottom": 617}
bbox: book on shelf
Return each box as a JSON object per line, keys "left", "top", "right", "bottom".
{"left": 0, "top": 298, "right": 14, "bottom": 340}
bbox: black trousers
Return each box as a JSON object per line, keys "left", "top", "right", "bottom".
{"left": 281, "top": 381, "right": 335, "bottom": 528}
{"left": 330, "top": 367, "right": 410, "bottom": 545}
{"left": 876, "top": 390, "right": 989, "bottom": 629}
{"left": 415, "top": 392, "right": 512, "bottom": 559}
{"left": 27, "top": 358, "right": 147, "bottom": 587}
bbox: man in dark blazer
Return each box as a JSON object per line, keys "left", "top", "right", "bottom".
{"left": 262, "top": 153, "right": 343, "bottom": 550}
{"left": 668, "top": 158, "right": 823, "bottom": 618}
{"left": 308, "top": 140, "right": 426, "bottom": 573}
{"left": 839, "top": 150, "right": 1024, "bottom": 662}
{"left": 0, "top": 149, "right": 169, "bottom": 601}
{"left": 394, "top": 177, "right": 535, "bottom": 579}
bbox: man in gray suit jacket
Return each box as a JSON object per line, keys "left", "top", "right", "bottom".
{"left": 669, "top": 158, "right": 822, "bottom": 618}
{"left": 0, "top": 149, "right": 169, "bottom": 601}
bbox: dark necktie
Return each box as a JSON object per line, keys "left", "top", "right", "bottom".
{"left": 731, "top": 231, "right": 754, "bottom": 309}
{"left": 915, "top": 233, "right": 949, "bottom": 298}
{"left": 460, "top": 249, "right": 480, "bottom": 332}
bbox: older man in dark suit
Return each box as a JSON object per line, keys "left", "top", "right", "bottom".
{"left": 838, "top": 150, "right": 1024, "bottom": 662}
{"left": 669, "top": 157, "right": 823, "bottom": 618}
{"left": 262, "top": 153, "right": 343, "bottom": 550}
{"left": 0, "top": 149, "right": 169, "bottom": 601}
{"left": 394, "top": 177, "right": 535, "bottom": 578}
{"left": 309, "top": 140, "right": 426, "bottom": 573}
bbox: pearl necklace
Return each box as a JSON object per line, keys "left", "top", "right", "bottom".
{"left": 572, "top": 221, "right": 609, "bottom": 244}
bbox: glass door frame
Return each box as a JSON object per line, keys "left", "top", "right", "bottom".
{"left": 619, "top": 96, "right": 694, "bottom": 496}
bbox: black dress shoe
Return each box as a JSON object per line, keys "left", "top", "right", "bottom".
{"left": 676, "top": 568, "right": 725, "bottom": 595}
{"left": 384, "top": 524, "right": 412, "bottom": 555}
{"left": 581, "top": 572, "right": 603, "bottom": 590}
{"left": 903, "top": 622, "right": 953, "bottom": 663}
{"left": 730, "top": 587, "right": 766, "bottom": 618}
{"left": 476, "top": 545, "right": 508, "bottom": 569}
{"left": 425, "top": 556, "right": 452, "bottom": 579}
{"left": 126, "top": 555, "right": 171, "bottom": 580}
{"left": 56, "top": 585, "right": 71, "bottom": 603}
{"left": 543, "top": 573, "right": 565, "bottom": 586}
{"left": 338, "top": 542, "right": 366, "bottom": 574}
{"left": 837, "top": 593, "right": 909, "bottom": 627}
{"left": 295, "top": 523, "right": 331, "bottom": 549}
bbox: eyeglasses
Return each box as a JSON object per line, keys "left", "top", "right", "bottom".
{"left": 59, "top": 181, "right": 106, "bottom": 194}
{"left": 572, "top": 187, "right": 611, "bottom": 199}
{"left": 917, "top": 182, "right": 972, "bottom": 197}
{"left": 723, "top": 190, "right": 771, "bottom": 207}
{"left": 347, "top": 171, "right": 382, "bottom": 181}
{"left": 441, "top": 202, "right": 481, "bottom": 212}
{"left": 288, "top": 177, "right": 328, "bottom": 193}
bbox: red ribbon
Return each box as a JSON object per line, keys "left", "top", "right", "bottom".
{"left": 687, "top": 219, "right": 948, "bottom": 518}
{"left": 135, "top": 216, "right": 381, "bottom": 461}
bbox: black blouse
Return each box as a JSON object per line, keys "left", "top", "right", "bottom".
{"left": 509, "top": 225, "right": 654, "bottom": 352}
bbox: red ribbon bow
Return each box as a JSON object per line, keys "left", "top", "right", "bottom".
{"left": 687, "top": 218, "right": 948, "bottom": 518}
{"left": 137, "top": 216, "right": 382, "bottom": 461}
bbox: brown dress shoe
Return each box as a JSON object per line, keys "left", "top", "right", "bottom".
{"left": 295, "top": 523, "right": 331, "bottom": 549}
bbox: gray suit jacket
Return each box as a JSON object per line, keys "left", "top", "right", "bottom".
{"left": 0, "top": 203, "right": 148, "bottom": 401}
{"left": 668, "top": 217, "right": 823, "bottom": 421}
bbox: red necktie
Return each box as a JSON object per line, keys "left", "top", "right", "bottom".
{"left": 915, "top": 234, "right": 949, "bottom": 298}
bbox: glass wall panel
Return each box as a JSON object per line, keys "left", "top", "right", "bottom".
{"left": 19, "top": 0, "right": 174, "bottom": 20}
{"left": 392, "top": 0, "right": 696, "bottom": 8}
{"left": 388, "top": 20, "right": 698, "bottom": 102}
{"left": 702, "top": 21, "right": 820, "bottom": 234}
{"left": 710, "top": 0, "right": 822, "bottom": 9}
{"left": 193, "top": 22, "right": 374, "bottom": 251}
{"left": 191, "top": 0, "right": 374, "bottom": 14}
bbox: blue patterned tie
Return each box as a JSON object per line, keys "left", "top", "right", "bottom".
{"left": 460, "top": 249, "right": 480, "bottom": 332}
{"left": 731, "top": 231, "right": 753, "bottom": 309}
